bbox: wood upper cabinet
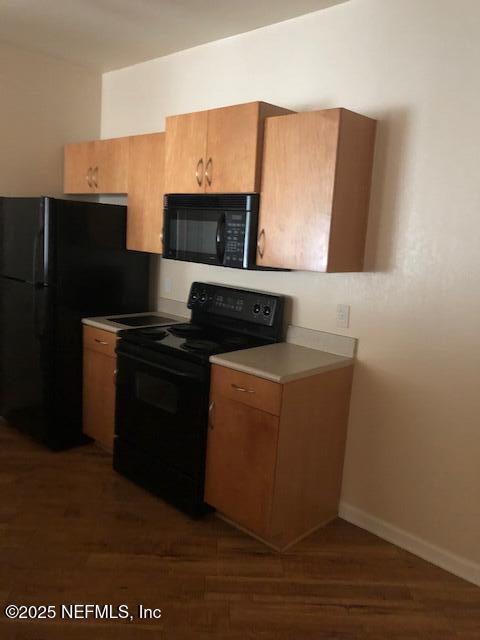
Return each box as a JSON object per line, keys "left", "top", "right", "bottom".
{"left": 127, "top": 133, "right": 165, "bottom": 253}
{"left": 64, "top": 137, "right": 129, "bottom": 194}
{"left": 83, "top": 325, "right": 117, "bottom": 452}
{"left": 164, "top": 101, "right": 293, "bottom": 194}
{"left": 63, "top": 141, "right": 96, "bottom": 193}
{"left": 164, "top": 110, "right": 208, "bottom": 193}
{"left": 97, "top": 137, "right": 129, "bottom": 193}
{"left": 257, "top": 108, "right": 377, "bottom": 272}
{"left": 204, "top": 363, "right": 354, "bottom": 550}
{"left": 205, "top": 102, "right": 290, "bottom": 193}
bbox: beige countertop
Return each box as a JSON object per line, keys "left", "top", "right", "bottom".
{"left": 209, "top": 342, "right": 353, "bottom": 383}
{"left": 82, "top": 311, "right": 188, "bottom": 333}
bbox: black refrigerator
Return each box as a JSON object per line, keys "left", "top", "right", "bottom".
{"left": 0, "top": 197, "right": 149, "bottom": 450}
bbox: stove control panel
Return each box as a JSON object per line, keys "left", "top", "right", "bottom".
{"left": 188, "top": 282, "right": 282, "bottom": 328}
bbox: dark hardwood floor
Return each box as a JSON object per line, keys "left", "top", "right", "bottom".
{"left": 0, "top": 421, "right": 479, "bottom": 639}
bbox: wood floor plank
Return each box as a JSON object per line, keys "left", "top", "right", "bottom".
{"left": 0, "top": 421, "right": 479, "bottom": 639}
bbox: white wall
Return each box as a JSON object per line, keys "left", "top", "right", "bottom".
{"left": 0, "top": 42, "right": 101, "bottom": 195}
{"left": 101, "top": 0, "right": 480, "bottom": 580}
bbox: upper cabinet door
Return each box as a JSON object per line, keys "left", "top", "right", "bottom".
{"left": 97, "top": 137, "right": 129, "bottom": 193}
{"left": 205, "top": 102, "right": 293, "bottom": 193}
{"left": 164, "top": 102, "right": 293, "bottom": 194}
{"left": 257, "top": 109, "right": 376, "bottom": 272}
{"left": 63, "top": 137, "right": 129, "bottom": 194}
{"left": 164, "top": 110, "right": 208, "bottom": 193}
{"left": 64, "top": 141, "right": 96, "bottom": 193}
{"left": 127, "top": 133, "right": 165, "bottom": 254}
{"left": 205, "top": 102, "right": 261, "bottom": 193}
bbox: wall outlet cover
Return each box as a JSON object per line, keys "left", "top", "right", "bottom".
{"left": 336, "top": 304, "right": 350, "bottom": 329}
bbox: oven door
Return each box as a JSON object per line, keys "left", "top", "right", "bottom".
{"left": 163, "top": 207, "right": 226, "bottom": 265}
{"left": 115, "top": 348, "right": 209, "bottom": 478}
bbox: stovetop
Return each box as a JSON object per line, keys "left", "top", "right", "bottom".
{"left": 119, "top": 322, "right": 273, "bottom": 365}
{"left": 118, "top": 283, "right": 285, "bottom": 366}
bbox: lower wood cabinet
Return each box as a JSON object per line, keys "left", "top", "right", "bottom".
{"left": 205, "top": 395, "right": 279, "bottom": 537}
{"left": 82, "top": 325, "right": 117, "bottom": 452}
{"left": 204, "top": 363, "right": 354, "bottom": 550}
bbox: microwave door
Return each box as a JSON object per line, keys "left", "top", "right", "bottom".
{"left": 165, "top": 209, "right": 222, "bottom": 265}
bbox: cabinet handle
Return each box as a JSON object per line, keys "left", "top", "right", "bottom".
{"left": 92, "top": 166, "right": 98, "bottom": 188}
{"left": 94, "top": 338, "right": 108, "bottom": 345}
{"left": 208, "top": 400, "right": 215, "bottom": 429}
{"left": 86, "top": 167, "right": 92, "bottom": 188}
{"left": 205, "top": 157, "right": 213, "bottom": 186}
{"left": 231, "top": 383, "right": 255, "bottom": 394}
{"left": 113, "top": 368, "right": 118, "bottom": 382}
{"left": 195, "top": 158, "right": 204, "bottom": 186}
{"left": 257, "top": 229, "right": 266, "bottom": 259}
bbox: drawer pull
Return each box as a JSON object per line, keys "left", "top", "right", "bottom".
{"left": 208, "top": 400, "right": 215, "bottom": 429}
{"left": 94, "top": 338, "right": 109, "bottom": 345}
{"left": 231, "top": 383, "right": 255, "bottom": 394}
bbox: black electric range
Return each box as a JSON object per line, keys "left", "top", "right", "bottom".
{"left": 113, "top": 282, "right": 285, "bottom": 517}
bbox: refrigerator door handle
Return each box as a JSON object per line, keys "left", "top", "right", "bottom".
{"left": 32, "top": 226, "right": 44, "bottom": 285}
{"left": 33, "top": 284, "right": 41, "bottom": 338}
{"left": 33, "top": 284, "right": 48, "bottom": 339}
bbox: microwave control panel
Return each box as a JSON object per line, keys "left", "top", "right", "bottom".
{"left": 223, "top": 212, "right": 246, "bottom": 268}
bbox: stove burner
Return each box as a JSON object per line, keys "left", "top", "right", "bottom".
{"left": 222, "top": 335, "right": 251, "bottom": 347}
{"left": 182, "top": 339, "right": 220, "bottom": 353}
{"left": 138, "top": 328, "right": 168, "bottom": 339}
{"left": 168, "top": 323, "right": 203, "bottom": 338}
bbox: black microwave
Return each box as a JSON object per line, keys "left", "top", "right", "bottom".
{"left": 162, "top": 193, "right": 259, "bottom": 269}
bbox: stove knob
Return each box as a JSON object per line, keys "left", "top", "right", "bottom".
{"left": 263, "top": 305, "right": 271, "bottom": 317}
{"left": 191, "top": 291, "right": 198, "bottom": 303}
{"left": 253, "top": 304, "right": 261, "bottom": 314}
{"left": 200, "top": 291, "right": 208, "bottom": 303}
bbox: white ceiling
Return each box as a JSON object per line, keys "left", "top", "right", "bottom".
{"left": 0, "top": 0, "right": 348, "bottom": 72}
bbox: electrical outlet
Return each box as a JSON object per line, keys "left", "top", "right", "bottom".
{"left": 164, "top": 277, "right": 172, "bottom": 295}
{"left": 336, "top": 304, "right": 350, "bottom": 329}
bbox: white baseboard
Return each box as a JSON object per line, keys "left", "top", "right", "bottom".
{"left": 339, "top": 501, "right": 480, "bottom": 587}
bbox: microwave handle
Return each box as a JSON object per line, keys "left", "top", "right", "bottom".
{"left": 216, "top": 213, "right": 226, "bottom": 264}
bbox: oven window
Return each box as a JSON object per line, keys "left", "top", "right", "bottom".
{"left": 135, "top": 371, "right": 178, "bottom": 414}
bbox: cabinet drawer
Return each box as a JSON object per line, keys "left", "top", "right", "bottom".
{"left": 211, "top": 365, "right": 282, "bottom": 416}
{"left": 83, "top": 325, "right": 117, "bottom": 358}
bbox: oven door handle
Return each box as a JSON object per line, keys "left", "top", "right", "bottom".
{"left": 215, "top": 213, "right": 226, "bottom": 264}
{"left": 118, "top": 351, "right": 205, "bottom": 383}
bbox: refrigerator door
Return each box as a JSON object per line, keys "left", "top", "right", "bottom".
{"left": 0, "top": 277, "right": 53, "bottom": 443}
{"left": 49, "top": 200, "right": 149, "bottom": 449}
{"left": 0, "top": 197, "right": 49, "bottom": 284}
{"left": 1, "top": 198, "right": 149, "bottom": 450}
{"left": 54, "top": 199, "right": 149, "bottom": 315}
